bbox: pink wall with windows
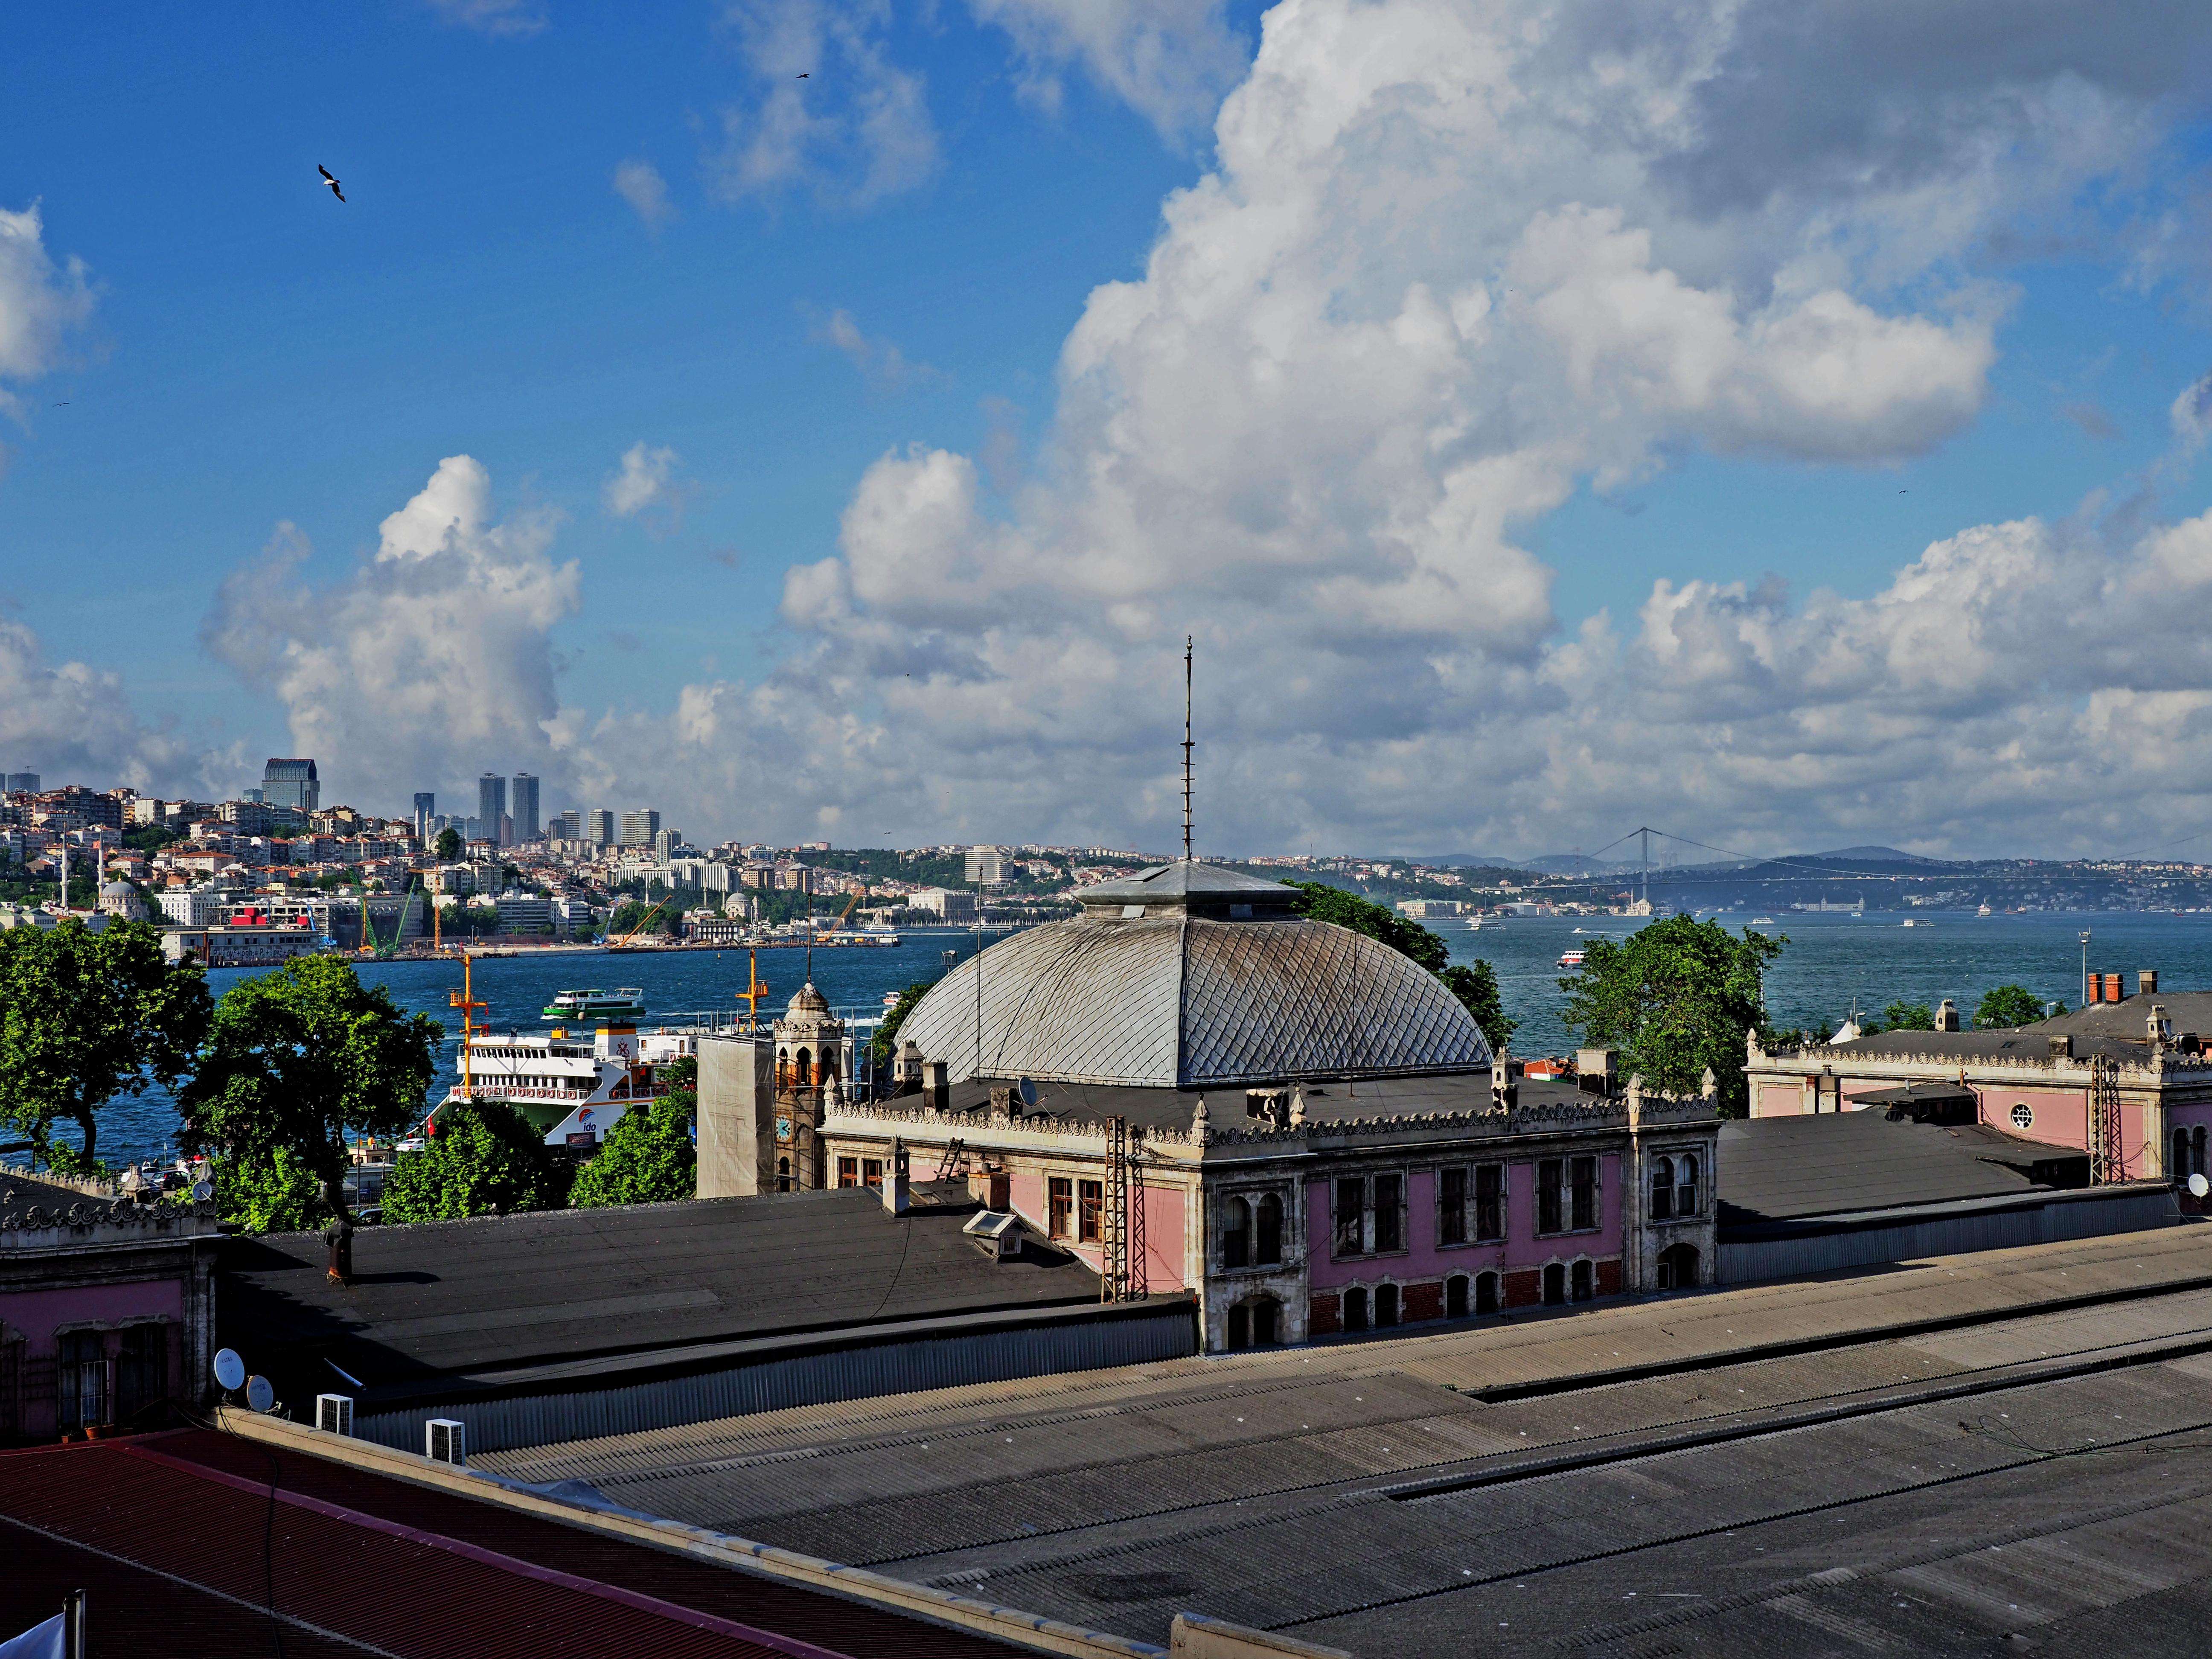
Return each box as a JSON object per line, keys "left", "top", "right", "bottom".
{"left": 0, "top": 1279, "right": 181, "bottom": 1355}
{"left": 1304, "top": 1155, "right": 1625, "bottom": 1290}
{"left": 1972, "top": 1087, "right": 2088, "bottom": 1153}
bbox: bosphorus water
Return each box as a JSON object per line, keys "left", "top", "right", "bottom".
{"left": 76, "top": 909, "right": 2212, "bottom": 1167}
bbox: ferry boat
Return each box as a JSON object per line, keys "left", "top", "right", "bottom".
{"left": 429, "top": 1019, "right": 692, "bottom": 1150}
{"left": 1557, "top": 947, "right": 1586, "bottom": 968}
{"left": 540, "top": 987, "right": 647, "bottom": 1022}
{"left": 1977, "top": 899, "right": 1993, "bottom": 917}
{"left": 1751, "top": 916, "right": 1775, "bottom": 926}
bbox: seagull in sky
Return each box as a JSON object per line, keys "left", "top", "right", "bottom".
{"left": 796, "top": 72, "right": 808, "bottom": 78}
{"left": 318, "top": 165, "right": 346, "bottom": 203}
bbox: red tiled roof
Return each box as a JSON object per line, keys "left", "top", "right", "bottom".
{"left": 0, "top": 1432, "right": 1023, "bottom": 1658}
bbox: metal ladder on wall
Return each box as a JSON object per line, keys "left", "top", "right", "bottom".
{"left": 934, "top": 1138, "right": 968, "bottom": 1182}
{"left": 1100, "top": 1118, "right": 1148, "bottom": 1302}
{"left": 2091, "top": 1055, "right": 2124, "bottom": 1184}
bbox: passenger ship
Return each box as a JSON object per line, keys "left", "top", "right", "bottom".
{"left": 428, "top": 1019, "right": 692, "bottom": 1150}
{"left": 540, "top": 986, "right": 647, "bottom": 1022}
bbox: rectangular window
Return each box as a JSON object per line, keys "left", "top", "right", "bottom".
{"left": 1374, "top": 1173, "right": 1403, "bottom": 1253}
{"left": 1677, "top": 1155, "right": 1700, "bottom": 1216}
{"left": 836, "top": 1156, "right": 859, "bottom": 1188}
{"left": 1221, "top": 1197, "right": 1250, "bottom": 1269}
{"left": 1048, "top": 1176, "right": 1073, "bottom": 1237}
{"left": 1474, "top": 1164, "right": 1504, "bottom": 1241}
{"left": 1079, "top": 1179, "right": 1103, "bottom": 1243}
{"left": 1571, "top": 1155, "right": 1596, "bottom": 1231}
{"left": 861, "top": 1158, "right": 883, "bottom": 1190}
{"left": 1440, "top": 1167, "right": 1468, "bottom": 1246}
{"left": 1334, "top": 1176, "right": 1367, "bottom": 1256}
{"left": 1537, "top": 1158, "right": 1563, "bottom": 1235}
{"left": 58, "top": 1331, "right": 107, "bottom": 1432}
{"left": 116, "top": 1324, "right": 167, "bottom": 1425}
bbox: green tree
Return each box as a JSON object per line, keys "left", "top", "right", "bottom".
{"left": 571, "top": 1079, "right": 696, "bottom": 1208}
{"left": 1282, "top": 882, "right": 1516, "bottom": 1049}
{"left": 434, "top": 826, "right": 462, "bottom": 861}
{"left": 0, "top": 918, "right": 209, "bottom": 1173}
{"left": 196, "top": 1147, "right": 332, "bottom": 1233}
{"left": 180, "top": 957, "right": 442, "bottom": 1237}
{"left": 1558, "top": 915, "right": 1785, "bottom": 1116}
{"left": 1882, "top": 1001, "right": 1936, "bottom": 1031}
{"left": 1974, "top": 984, "right": 2049, "bottom": 1029}
{"left": 871, "top": 978, "right": 942, "bottom": 1071}
{"left": 381, "top": 1097, "right": 574, "bottom": 1220}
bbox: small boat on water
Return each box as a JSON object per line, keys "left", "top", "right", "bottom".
{"left": 1751, "top": 916, "right": 1775, "bottom": 926}
{"left": 541, "top": 987, "right": 648, "bottom": 1022}
{"left": 1558, "top": 947, "right": 1586, "bottom": 968}
{"left": 1977, "top": 899, "right": 1992, "bottom": 917}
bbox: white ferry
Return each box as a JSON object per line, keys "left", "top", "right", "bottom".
{"left": 541, "top": 987, "right": 647, "bottom": 1022}
{"left": 1557, "top": 947, "right": 1586, "bottom": 968}
{"left": 428, "top": 1019, "right": 693, "bottom": 1150}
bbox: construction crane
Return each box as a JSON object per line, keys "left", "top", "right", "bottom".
{"left": 829, "top": 891, "right": 860, "bottom": 930}
{"left": 608, "top": 891, "right": 673, "bottom": 949}
{"left": 363, "top": 878, "right": 421, "bottom": 960}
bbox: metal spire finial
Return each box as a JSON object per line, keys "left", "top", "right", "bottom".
{"left": 1182, "top": 635, "right": 1194, "bottom": 864}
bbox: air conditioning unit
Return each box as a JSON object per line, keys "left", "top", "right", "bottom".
{"left": 315, "top": 1393, "right": 354, "bottom": 1436}
{"left": 426, "top": 1418, "right": 466, "bottom": 1466}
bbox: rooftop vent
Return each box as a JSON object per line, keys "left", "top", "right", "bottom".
{"left": 962, "top": 1209, "right": 1025, "bottom": 1260}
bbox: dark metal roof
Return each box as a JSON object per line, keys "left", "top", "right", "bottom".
{"left": 911, "top": 1070, "right": 1596, "bottom": 1135}
{"left": 220, "top": 1187, "right": 1100, "bottom": 1414}
{"left": 1073, "top": 859, "right": 1300, "bottom": 910}
{"left": 2039, "top": 989, "right": 2212, "bottom": 1039}
{"left": 1718, "top": 1110, "right": 2090, "bottom": 1226}
{"left": 0, "top": 1433, "right": 1026, "bottom": 1658}
{"left": 1817, "top": 1029, "right": 2145, "bottom": 1062}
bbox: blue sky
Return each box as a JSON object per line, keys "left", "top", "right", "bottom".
{"left": 8, "top": 3, "right": 2212, "bottom": 858}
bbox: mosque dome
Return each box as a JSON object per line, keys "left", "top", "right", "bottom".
{"left": 896, "top": 861, "right": 1492, "bottom": 1089}
{"left": 786, "top": 982, "right": 830, "bottom": 1016}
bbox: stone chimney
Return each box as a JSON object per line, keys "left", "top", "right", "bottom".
{"left": 2048, "top": 1034, "right": 2073, "bottom": 1059}
{"left": 2150, "top": 1004, "right": 2173, "bottom": 1051}
{"left": 989, "top": 1085, "right": 1014, "bottom": 1124}
{"left": 1576, "top": 1048, "right": 1618, "bottom": 1097}
{"left": 2103, "top": 973, "right": 2125, "bottom": 1004}
{"left": 1491, "top": 1055, "right": 1519, "bottom": 1112}
{"left": 895, "top": 1040, "right": 924, "bottom": 1096}
{"left": 882, "top": 1138, "right": 911, "bottom": 1214}
{"left": 2141, "top": 970, "right": 2160, "bottom": 997}
{"left": 921, "top": 1059, "right": 950, "bottom": 1112}
{"left": 1936, "top": 998, "right": 1960, "bottom": 1032}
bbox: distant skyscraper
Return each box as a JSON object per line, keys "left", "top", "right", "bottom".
{"left": 620, "top": 809, "right": 661, "bottom": 847}
{"left": 558, "top": 809, "right": 582, "bottom": 841}
{"left": 654, "top": 828, "right": 681, "bottom": 862}
{"left": 4, "top": 772, "right": 39, "bottom": 794}
{"left": 413, "top": 792, "right": 435, "bottom": 841}
{"left": 477, "top": 773, "right": 506, "bottom": 838}
{"left": 262, "top": 758, "right": 319, "bottom": 813}
{"left": 510, "top": 773, "right": 540, "bottom": 842}
{"left": 587, "top": 809, "right": 615, "bottom": 847}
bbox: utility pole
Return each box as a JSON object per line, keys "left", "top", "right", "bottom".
{"left": 1182, "top": 636, "right": 1194, "bottom": 864}
{"left": 2080, "top": 929, "right": 2092, "bottom": 1007}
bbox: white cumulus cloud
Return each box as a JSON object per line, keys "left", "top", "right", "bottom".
{"left": 202, "top": 456, "right": 580, "bottom": 808}
{"left": 0, "top": 202, "right": 94, "bottom": 420}
{"left": 969, "top": 0, "right": 1250, "bottom": 144}
{"left": 613, "top": 160, "right": 676, "bottom": 230}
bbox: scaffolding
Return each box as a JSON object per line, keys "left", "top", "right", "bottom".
{"left": 1100, "top": 1118, "right": 1148, "bottom": 1302}
{"left": 2091, "top": 1054, "right": 2125, "bottom": 1184}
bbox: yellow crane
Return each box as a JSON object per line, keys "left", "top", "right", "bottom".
{"left": 608, "top": 891, "right": 673, "bottom": 949}
{"left": 736, "top": 946, "right": 771, "bottom": 1028}
{"left": 446, "top": 951, "right": 486, "bottom": 1104}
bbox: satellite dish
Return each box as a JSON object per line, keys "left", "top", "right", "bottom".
{"left": 247, "top": 1375, "right": 275, "bottom": 1413}
{"left": 192, "top": 1179, "right": 213, "bottom": 1202}
{"left": 213, "top": 1349, "right": 246, "bottom": 1391}
{"left": 1018, "top": 1077, "right": 1037, "bottom": 1109}
{"left": 2192, "top": 1173, "right": 2209, "bottom": 1200}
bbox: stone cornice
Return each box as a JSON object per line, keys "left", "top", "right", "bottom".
{"left": 1750, "top": 1044, "right": 2204, "bottom": 1084}
{"left": 0, "top": 1193, "right": 221, "bottom": 1246}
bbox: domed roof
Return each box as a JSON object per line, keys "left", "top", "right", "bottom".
{"left": 896, "top": 908, "right": 1492, "bottom": 1089}
{"left": 785, "top": 982, "right": 830, "bottom": 1016}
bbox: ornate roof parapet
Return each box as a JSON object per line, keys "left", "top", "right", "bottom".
{"left": 1752, "top": 1041, "right": 2200, "bottom": 1082}
{"left": 0, "top": 1189, "right": 220, "bottom": 1246}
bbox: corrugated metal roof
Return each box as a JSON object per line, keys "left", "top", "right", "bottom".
{"left": 0, "top": 1433, "right": 1030, "bottom": 1659}
{"left": 898, "top": 916, "right": 1490, "bottom": 1088}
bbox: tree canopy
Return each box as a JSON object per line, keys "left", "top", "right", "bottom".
{"left": 1881, "top": 1001, "right": 1936, "bottom": 1032}
{"left": 434, "top": 826, "right": 462, "bottom": 861}
{"left": 870, "top": 978, "right": 941, "bottom": 1072}
{"left": 1558, "top": 915, "right": 1784, "bottom": 1115}
{"left": 381, "top": 1096, "right": 574, "bottom": 1221}
{"left": 0, "top": 918, "right": 209, "bottom": 1173}
{"left": 571, "top": 1063, "right": 696, "bottom": 1208}
{"left": 1282, "top": 882, "right": 1518, "bottom": 1051}
{"left": 1975, "top": 984, "right": 2051, "bottom": 1029}
{"left": 179, "top": 956, "right": 442, "bottom": 1227}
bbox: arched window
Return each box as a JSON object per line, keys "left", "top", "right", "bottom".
{"left": 1228, "top": 1304, "right": 1251, "bottom": 1350}
{"left": 1476, "top": 1270, "right": 1501, "bottom": 1314}
{"left": 1222, "top": 1196, "right": 1252, "bottom": 1269}
{"left": 1541, "top": 1263, "right": 1566, "bottom": 1306}
{"left": 794, "top": 1047, "right": 812, "bottom": 1086}
{"left": 1676, "top": 1154, "right": 1700, "bottom": 1216}
{"left": 1657, "top": 1242, "right": 1700, "bottom": 1289}
{"left": 1445, "top": 1274, "right": 1469, "bottom": 1318}
{"left": 1255, "top": 1192, "right": 1284, "bottom": 1265}
{"left": 1343, "top": 1286, "right": 1369, "bottom": 1333}
{"left": 2177, "top": 1128, "right": 2190, "bottom": 1182}
{"left": 1375, "top": 1283, "right": 1401, "bottom": 1327}
{"left": 2196, "top": 1126, "right": 2207, "bottom": 1177}
{"left": 1251, "top": 1298, "right": 1280, "bottom": 1347}
{"left": 1570, "top": 1259, "right": 1594, "bottom": 1302}
{"left": 777, "top": 1155, "right": 792, "bottom": 1193}
{"left": 1650, "top": 1157, "right": 1675, "bottom": 1221}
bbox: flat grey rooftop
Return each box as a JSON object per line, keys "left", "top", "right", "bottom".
{"left": 479, "top": 1225, "right": 2212, "bottom": 1654}
{"left": 914, "top": 1069, "right": 1590, "bottom": 1135}
{"left": 1718, "top": 1110, "right": 2090, "bottom": 1226}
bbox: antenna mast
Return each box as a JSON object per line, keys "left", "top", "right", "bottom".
{"left": 1182, "top": 635, "right": 1193, "bottom": 863}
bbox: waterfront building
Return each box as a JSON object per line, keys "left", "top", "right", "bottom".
{"left": 909, "top": 887, "right": 980, "bottom": 923}
{"left": 1744, "top": 969, "right": 2212, "bottom": 1184}
{"left": 699, "top": 860, "right": 1719, "bottom": 1352}
{"left": 260, "top": 757, "right": 320, "bottom": 814}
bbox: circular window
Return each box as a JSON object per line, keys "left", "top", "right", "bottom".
{"left": 2010, "top": 1103, "right": 2034, "bottom": 1130}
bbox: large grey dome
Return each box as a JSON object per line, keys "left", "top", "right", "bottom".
{"left": 897, "top": 896, "right": 1493, "bottom": 1089}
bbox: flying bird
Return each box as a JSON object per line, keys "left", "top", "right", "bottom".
{"left": 796, "top": 72, "right": 808, "bottom": 78}
{"left": 318, "top": 164, "right": 345, "bottom": 203}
